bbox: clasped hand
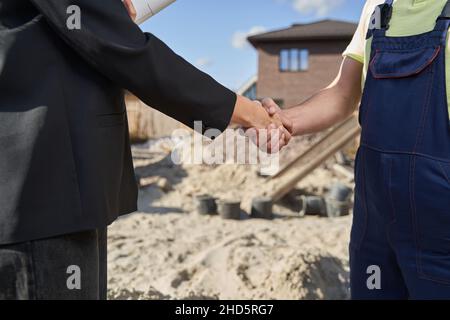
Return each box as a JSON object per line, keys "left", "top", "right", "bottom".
{"left": 245, "top": 98, "right": 293, "bottom": 153}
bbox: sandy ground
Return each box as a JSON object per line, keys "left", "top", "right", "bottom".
{"left": 107, "top": 134, "right": 355, "bottom": 300}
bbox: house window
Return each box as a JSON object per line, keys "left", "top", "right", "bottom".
{"left": 279, "top": 49, "right": 309, "bottom": 72}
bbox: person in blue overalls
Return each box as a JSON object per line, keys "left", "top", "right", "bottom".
{"left": 262, "top": 0, "right": 450, "bottom": 299}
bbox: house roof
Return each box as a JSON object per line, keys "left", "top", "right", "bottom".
{"left": 248, "top": 19, "right": 357, "bottom": 46}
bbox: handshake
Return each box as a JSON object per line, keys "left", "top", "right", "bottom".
{"left": 121, "top": 1, "right": 293, "bottom": 153}
{"left": 234, "top": 97, "right": 293, "bottom": 153}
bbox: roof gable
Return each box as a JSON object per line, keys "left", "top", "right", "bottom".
{"left": 248, "top": 19, "right": 357, "bottom": 46}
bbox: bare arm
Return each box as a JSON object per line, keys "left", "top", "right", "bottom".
{"left": 264, "top": 57, "right": 363, "bottom": 136}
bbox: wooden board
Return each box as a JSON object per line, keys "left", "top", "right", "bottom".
{"left": 266, "top": 115, "right": 361, "bottom": 201}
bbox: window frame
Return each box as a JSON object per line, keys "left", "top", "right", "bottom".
{"left": 279, "top": 48, "right": 309, "bottom": 73}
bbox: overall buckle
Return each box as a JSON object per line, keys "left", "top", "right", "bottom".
{"left": 380, "top": 3, "right": 393, "bottom": 29}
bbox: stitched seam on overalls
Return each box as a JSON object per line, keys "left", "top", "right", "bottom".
{"left": 361, "top": 64, "right": 376, "bottom": 143}
{"left": 357, "top": 149, "right": 369, "bottom": 250}
{"left": 409, "top": 156, "right": 422, "bottom": 281}
{"left": 387, "top": 158, "right": 397, "bottom": 249}
{"left": 438, "top": 161, "right": 450, "bottom": 185}
{"left": 373, "top": 46, "right": 440, "bottom": 52}
{"left": 363, "top": 29, "right": 384, "bottom": 141}
{"left": 368, "top": 49, "right": 380, "bottom": 78}
{"left": 413, "top": 55, "right": 436, "bottom": 154}
{"left": 361, "top": 73, "right": 374, "bottom": 132}
{"left": 372, "top": 40, "right": 441, "bottom": 49}
{"left": 407, "top": 60, "right": 436, "bottom": 271}
{"left": 418, "top": 274, "right": 450, "bottom": 286}
{"left": 359, "top": 144, "right": 450, "bottom": 163}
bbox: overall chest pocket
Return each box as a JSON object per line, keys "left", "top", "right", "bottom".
{"left": 370, "top": 46, "right": 440, "bottom": 79}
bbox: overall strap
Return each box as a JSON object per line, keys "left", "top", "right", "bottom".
{"left": 366, "top": 0, "right": 393, "bottom": 39}
{"left": 435, "top": 0, "right": 450, "bottom": 40}
{"left": 438, "top": 0, "right": 450, "bottom": 19}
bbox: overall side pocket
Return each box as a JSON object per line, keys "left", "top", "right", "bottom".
{"left": 413, "top": 157, "right": 450, "bottom": 285}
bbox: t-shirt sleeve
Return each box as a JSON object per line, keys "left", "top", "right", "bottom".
{"left": 343, "top": 0, "right": 379, "bottom": 64}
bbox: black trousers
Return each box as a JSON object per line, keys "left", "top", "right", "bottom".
{"left": 0, "top": 229, "right": 107, "bottom": 300}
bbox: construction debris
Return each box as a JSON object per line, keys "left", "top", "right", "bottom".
{"left": 107, "top": 129, "right": 357, "bottom": 300}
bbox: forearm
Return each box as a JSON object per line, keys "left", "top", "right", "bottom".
{"left": 285, "top": 57, "right": 363, "bottom": 136}
{"left": 286, "top": 85, "right": 359, "bottom": 136}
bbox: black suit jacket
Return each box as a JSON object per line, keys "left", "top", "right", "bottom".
{"left": 0, "top": 0, "right": 236, "bottom": 244}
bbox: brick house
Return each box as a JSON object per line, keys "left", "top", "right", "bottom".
{"left": 247, "top": 20, "right": 357, "bottom": 108}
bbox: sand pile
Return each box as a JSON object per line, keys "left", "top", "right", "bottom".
{"left": 108, "top": 213, "right": 351, "bottom": 300}
{"left": 107, "top": 135, "right": 355, "bottom": 300}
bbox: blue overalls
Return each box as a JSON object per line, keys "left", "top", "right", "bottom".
{"left": 350, "top": 0, "right": 450, "bottom": 299}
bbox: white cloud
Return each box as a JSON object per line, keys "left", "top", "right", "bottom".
{"left": 231, "top": 26, "right": 267, "bottom": 50}
{"left": 287, "top": 0, "right": 345, "bottom": 17}
{"left": 195, "top": 57, "right": 213, "bottom": 68}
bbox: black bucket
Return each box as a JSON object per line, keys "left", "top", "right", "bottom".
{"left": 328, "top": 183, "right": 352, "bottom": 202}
{"left": 325, "top": 183, "right": 352, "bottom": 217}
{"left": 218, "top": 200, "right": 241, "bottom": 220}
{"left": 196, "top": 195, "right": 217, "bottom": 216}
{"left": 251, "top": 197, "right": 273, "bottom": 220}
{"left": 299, "top": 196, "right": 327, "bottom": 217}
{"left": 325, "top": 199, "right": 351, "bottom": 218}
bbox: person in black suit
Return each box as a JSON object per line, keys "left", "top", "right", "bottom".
{"left": 0, "top": 0, "right": 292, "bottom": 299}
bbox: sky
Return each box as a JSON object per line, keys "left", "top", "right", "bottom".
{"left": 141, "top": 0, "right": 367, "bottom": 91}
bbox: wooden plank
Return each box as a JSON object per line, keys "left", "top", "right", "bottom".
{"left": 266, "top": 115, "right": 360, "bottom": 201}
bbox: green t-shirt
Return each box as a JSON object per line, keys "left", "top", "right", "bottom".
{"left": 344, "top": 0, "right": 450, "bottom": 116}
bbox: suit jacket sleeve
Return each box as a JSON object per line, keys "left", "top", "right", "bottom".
{"left": 29, "top": 0, "right": 237, "bottom": 133}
